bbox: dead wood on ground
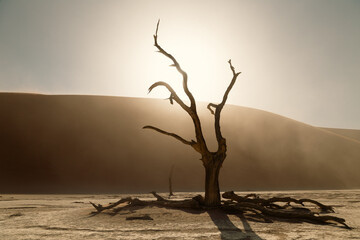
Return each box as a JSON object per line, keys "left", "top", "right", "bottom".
{"left": 89, "top": 191, "right": 351, "bottom": 229}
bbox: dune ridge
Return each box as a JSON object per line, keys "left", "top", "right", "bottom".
{"left": 320, "top": 127, "right": 360, "bottom": 143}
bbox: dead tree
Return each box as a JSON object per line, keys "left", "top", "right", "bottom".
{"left": 143, "top": 20, "right": 241, "bottom": 207}
{"left": 90, "top": 21, "right": 351, "bottom": 229}
{"left": 168, "top": 164, "right": 175, "bottom": 198}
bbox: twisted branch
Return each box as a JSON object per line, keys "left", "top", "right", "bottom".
{"left": 207, "top": 103, "right": 217, "bottom": 115}
{"left": 148, "top": 81, "right": 190, "bottom": 112}
{"left": 151, "top": 20, "right": 208, "bottom": 154}
{"left": 153, "top": 19, "right": 196, "bottom": 109}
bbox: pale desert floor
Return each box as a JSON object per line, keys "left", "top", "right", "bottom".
{"left": 0, "top": 190, "right": 359, "bottom": 240}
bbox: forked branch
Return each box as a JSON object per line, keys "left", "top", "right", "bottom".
{"left": 208, "top": 59, "right": 241, "bottom": 147}
{"left": 219, "top": 60, "right": 241, "bottom": 109}
{"left": 207, "top": 103, "right": 218, "bottom": 115}
{"left": 153, "top": 19, "right": 196, "bottom": 109}
{"left": 148, "top": 81, "right": 190, "bottom": 112}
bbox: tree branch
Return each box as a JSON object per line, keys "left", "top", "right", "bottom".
{"left": 148, "top": 81, "right": 190, "bottom": 112}
{"left": 207, "top": 103, "right": 217, "bottom": 115}
{"left": 143, "top": 125, "right": 199, "bottom": 151}
{"left": 212, "top": 60, "right": 241, "bottom": 149}
{"left": 151, "top": 20, "right": 209, "bottom": 154}
{"left": 153, "top": 19, "right": 196, "bottom": 109}
{"left": 219, "top": 60, "right": 241, "bottom": 108}
{"left": 166, "top": 93, "right": 174, "bottom": 105}
{"left": 90, "top": 197, "right": 132, "bottom": 213}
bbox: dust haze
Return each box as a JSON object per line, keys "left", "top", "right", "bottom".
{"left": 1, "top": 93, "right": 359, "bottom": 194}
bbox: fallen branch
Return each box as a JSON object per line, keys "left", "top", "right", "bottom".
{"left": 90, "top": 197, "right": 132, "bottom": 213}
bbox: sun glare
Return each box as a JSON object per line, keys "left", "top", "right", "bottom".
{"left": 145, "top": 26, "right": 233, "bottom": 104}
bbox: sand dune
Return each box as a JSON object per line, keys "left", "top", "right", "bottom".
{"left": 0, "top": 93, "right": 359, "bottom": 193}
{"left": 320, "top": 127, "right": 360, "bottom": 143}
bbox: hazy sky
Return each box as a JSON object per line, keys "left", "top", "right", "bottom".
{"left": 0, "top": 0, "right": 359, "bottom": 128}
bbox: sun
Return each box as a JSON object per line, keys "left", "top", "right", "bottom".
{"left": 145, "top": 23, "right": 234, "bottom": 104}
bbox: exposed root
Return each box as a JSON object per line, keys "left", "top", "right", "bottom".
{"left": 222, "top": 191, "right": 350, "bottom": 229}
{"left": 90, "top": 192, "right": 201, "bottom": 215}
{"left": 222, "top": 191, "right": 334, "bottom": 213}
{"left": 89, "top": 191, "right": 351, "bottom": 229}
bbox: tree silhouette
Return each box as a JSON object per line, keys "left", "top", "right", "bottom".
{"left": 143, "top": 20, "right": 241, "bottom": 206}
{"left": 90, "top": 21, "right": 351, "bottom": 230}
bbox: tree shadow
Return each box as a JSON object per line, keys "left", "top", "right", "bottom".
{"left": 207, "top": 209, "right": 264, "bottom": 240}
{"left": 236, "top": 213, "right": 265, "bottom": 240}
{"left": 89, "top": 199, "right": 264, "bottom": 239}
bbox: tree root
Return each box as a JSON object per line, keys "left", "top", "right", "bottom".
{"left": 222, "top": 191, "right": 351, "bottom": 229}
{"left": 89, "top": 191, "right": 351, "bottom": 229}
{"left": 90, "top": 192, "right": 201, "bottom": 215}
{"left": 222, "top": 191, "right": 334, "bottom": 213}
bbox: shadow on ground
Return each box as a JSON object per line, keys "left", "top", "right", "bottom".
{"left": 208, "top": 209, "right": 263, "bottom": 240}
{"left": 88, "top": 193, "right": 350, "bottom": 239}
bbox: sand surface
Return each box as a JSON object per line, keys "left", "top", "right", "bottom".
{"left": 0, "top": 190, "right": 359, "bottom": 240}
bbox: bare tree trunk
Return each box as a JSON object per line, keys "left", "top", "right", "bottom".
{"left": 204, "top": 156, "right": 224, "bottom": 206}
